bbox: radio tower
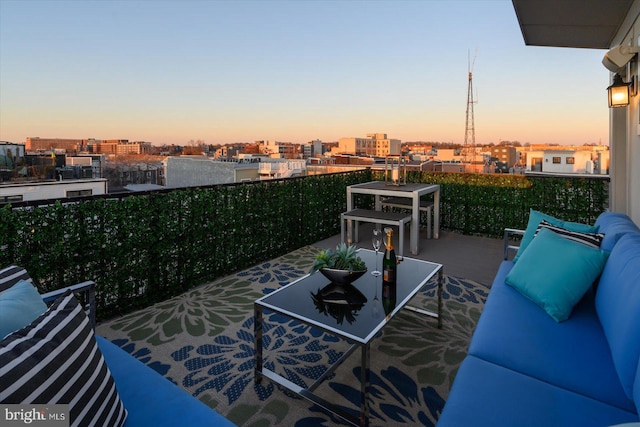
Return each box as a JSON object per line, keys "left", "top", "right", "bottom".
{"left": 464, "top": 49, "right": 477, "bottom": 166}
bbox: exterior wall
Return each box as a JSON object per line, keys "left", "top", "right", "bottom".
{"left": 98, "top": 143, "right": 118, "bottom": 155}
{"left": 367, "top": 133, "right": 401, "bottom": 156}
{"left": 0, "top": 142, "right": 25, "bottom": 160}
{"left": 434, "top": 149, "right": 460, "bottom": 162}
{"left": 312, "top": 139, "right": 323, "bottom": 157}
{"left": 598, "top": 151, "right": 610, "bottom": 174}
{"left": 490, "top": 146, "right": 517, "bottom": 166}
{"left": 163, "top": 156, "right": 258, "bottom": 188}
{"left": 303, "top": 140, "right": 323, "bottom": 158}
{"left": 26, "top": 137, "right": 84, "bottom": 153}
{"left": 235, "top": 167, "right": 259, "bottom": 182}
{"left": 338, "top": 134, "right": 401, "bottom": 156}
{"left": 66, "top": 157, "right": 92, "bottom": 166}
{"left": 441, "top": 163, "right": 465, "bottom": 173}
{"left": 524, "top": 151, "right": 544, "bottom": 172}
{"left": 69, "top": 154, "right": 104, "bottom": 178}
{"left": 115, "top": 142, "right": 151, "bottom": 155}
{"left": 0, "top": 179, "right": 107, "bottom": 202}
{"left": 27, "top": 138, "right": 148, "bottom": 156}
{"left": 338, "top": 138, "right": 361, "bottom": 155}
{"left": 258, "top": 159, "right": 306, "bottom": 178}
{"left": 610, "top": 6, "right": 640, "bottom": 225}
{"left": 541, "top": 150, "right": 594, "bottom": 174}
{"left": 117, "top": 143, "right": 141, "bottom": 155}
{"left": 261, "top": 140, "right": 279, "bottom": 155}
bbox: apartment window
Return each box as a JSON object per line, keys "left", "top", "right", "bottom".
{"left": 552, "top": 157, "right": 561, "bottom": 164}
{"left": 66, "top": 189, "right": 93, "bottom": 198}
{"left": 0, "top": 195, "right": 23, "bottom": 203}
{"left": 566, "top": 157, "right": 575, "bottom": 165}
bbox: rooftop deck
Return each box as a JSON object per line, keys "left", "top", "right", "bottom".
{"left": 95, "top": 225, "right": 503, "bottom": 426}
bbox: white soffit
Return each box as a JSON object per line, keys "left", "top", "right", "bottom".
{"left": 512, "top": 0, "right": 635, "bottom": 49}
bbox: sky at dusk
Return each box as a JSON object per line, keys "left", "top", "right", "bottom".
{"left": 0, "top": 0, "right": 611, "bottom": 146}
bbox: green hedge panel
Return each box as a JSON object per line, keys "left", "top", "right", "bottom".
{"left": 0, "top": 168, "right": 607, "bottom": 320}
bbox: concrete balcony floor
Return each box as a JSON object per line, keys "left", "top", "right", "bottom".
{"left": 315, "top": 223, "right": 505, "bottom": 286}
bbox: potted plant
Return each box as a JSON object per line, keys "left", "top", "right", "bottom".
{"left": 311, "top": 243, "right": 367, "bottom": 285}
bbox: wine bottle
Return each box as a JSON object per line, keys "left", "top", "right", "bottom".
{"left": 382, "top": 227, "right": 397, "bottom": 316}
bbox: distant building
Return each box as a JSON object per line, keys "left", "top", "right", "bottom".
{"left": 337, "top": 133, "right": 401, "bottom": 157}
{"left": 0, "top": 142, "right": 25, "bottom": 168}
{"left": 254, "top": 140, "right": 302, "bottom": 159}
{"left": 163, "top": 156, "right": 260, "bottom": 188}
{"left": 304, "top": 139, "right": 323, "bottom": 158}
{"left": 26, "top": 137, "right": 150, "bottom": 156}
{"left": 433, "top": 148, "right": 462, "bottom": 162}
{"left": 214, "top": 144, "right": 243, "bottom": 160}
{"left": 67, "top": 154, "right": 105, "bottom": 178}
{"left": 490, "top": 146, "right": 518, "bottom": 168}
{"left": 0, "top": 178, "right": 108, "bottom": 203}
{"left": 258, "top": 158, "right": 306, "bottom": 179}
{"left": 26, "top": 137, "right": 88, "bottom": 153}
{"left": 87, "top": 140, "right": 118, "bottom": 155}
{"left": 116, "top": 141, "right": 151, "bottom": 155}
{"left": 524, "top": 149, "right": 607, "bottom": 174}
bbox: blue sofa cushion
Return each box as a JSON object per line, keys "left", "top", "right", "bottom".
{"left": 437, "top": 356, "right": 639, "bottom": 427}
{"left": 513, "top": 209, "right": 598, "bottom": 263}
{"left": 0, "top": 291, "right": 128, "bottom": 427}
{"left": 469, "top": 262, "right": 635, "bottom": 412}
{"left": 505, "top": 227, "right": 608, "bottom": 322}
{"left": 596, "top": 233, "right": 640, "bottom": 401}
{"left": 595, "top": 212, "right": 640, "bottom": 252}
{"left": 95, "top": 336, "right": 236, "bottom": 427}
{"left": 0, "top": 279, "right": 48, "bottom": 339}
{"left": 635, "top": 357, "right": 640, "bottom": 416}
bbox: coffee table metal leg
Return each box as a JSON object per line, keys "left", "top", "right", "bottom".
{"left": 360, "top": 342, "right": 371, "bottom": 426}
{"left": 405, "top": 265, "right": 444, "bottom": 328}
{"left": 437, "top": 268, "right": 443, "bottom": 329}
{"left": 254, "top": 303, "right": 263, "bottom": 384}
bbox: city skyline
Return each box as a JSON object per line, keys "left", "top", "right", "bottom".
{"left": 0, "top": 0, "right": 610, "bottom": 146}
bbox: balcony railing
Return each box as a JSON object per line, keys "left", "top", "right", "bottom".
{"left": 0, "top": 169, "right": 608, "bottom": 320}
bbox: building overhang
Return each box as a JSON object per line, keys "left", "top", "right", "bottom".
{"left": 512, "top": 0, "right": 636, "bottom": 49}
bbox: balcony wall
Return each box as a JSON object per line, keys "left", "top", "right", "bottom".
{"left": 0, "top": 170, "right": 608, "bottom": 320}
{"left": 399, "top": 171, "right": 609, "bottom": 236}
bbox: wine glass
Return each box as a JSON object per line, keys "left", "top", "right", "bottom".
{"left": 371, "top": 229, "right": 382, "bottom": 276}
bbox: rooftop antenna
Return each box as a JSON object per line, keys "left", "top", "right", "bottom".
{"left": 464, "top": 48, "right": 478, "bottom": 166}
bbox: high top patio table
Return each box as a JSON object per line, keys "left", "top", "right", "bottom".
{"left": 254, "top": 249, "right": 443, "bottom": 427}
{"left": 346, "top": 181, "right": 440, "bottom": 255}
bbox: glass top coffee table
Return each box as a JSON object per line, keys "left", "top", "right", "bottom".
{"left": 254, "top": 249, "right": 443, "bottom": 426}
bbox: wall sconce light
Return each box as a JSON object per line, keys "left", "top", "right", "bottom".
{"left": 607, "top": 73, "right": 634, "bottom": 108}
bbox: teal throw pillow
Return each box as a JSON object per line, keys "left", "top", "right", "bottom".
{"left": 505, "top": 227, "right": 608, "bottom": 322}
{"left": 513, "top": 209, "right": 599, "bottom": 263}
{"left": 0, "top": 279, "right": 48, "bottom": 339}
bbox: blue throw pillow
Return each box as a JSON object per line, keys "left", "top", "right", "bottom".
{"left": 0, "top": 279, "right": 48, "bottom": 339}
{"left": 506, "top": 227, "right": 608, "bottom": 322}
{"left": 513, "top": 209, "right": 599, "bottom": 263}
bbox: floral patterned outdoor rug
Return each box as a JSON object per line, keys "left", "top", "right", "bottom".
{"left": 97, "top": 245, "right": 489, "bottom": 427}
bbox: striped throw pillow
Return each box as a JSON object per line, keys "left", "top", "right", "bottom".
{"left": 0, "top": 290, "right": 127, "bottom": 427}
{"left": 0, "top": 265, "right": 33, "bottom": 293}
{"left": 535, "top": 219, "right": 605, "bottom": 249}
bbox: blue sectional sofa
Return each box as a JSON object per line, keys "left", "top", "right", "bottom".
{"left": 0, "top": 266, "right": 235, "bottom": 427}
{"left": 95, "top": 336, "right": 234, "bottom": 427}
{"left": 438, "top": 212, "right": 640, "bottom": 427}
